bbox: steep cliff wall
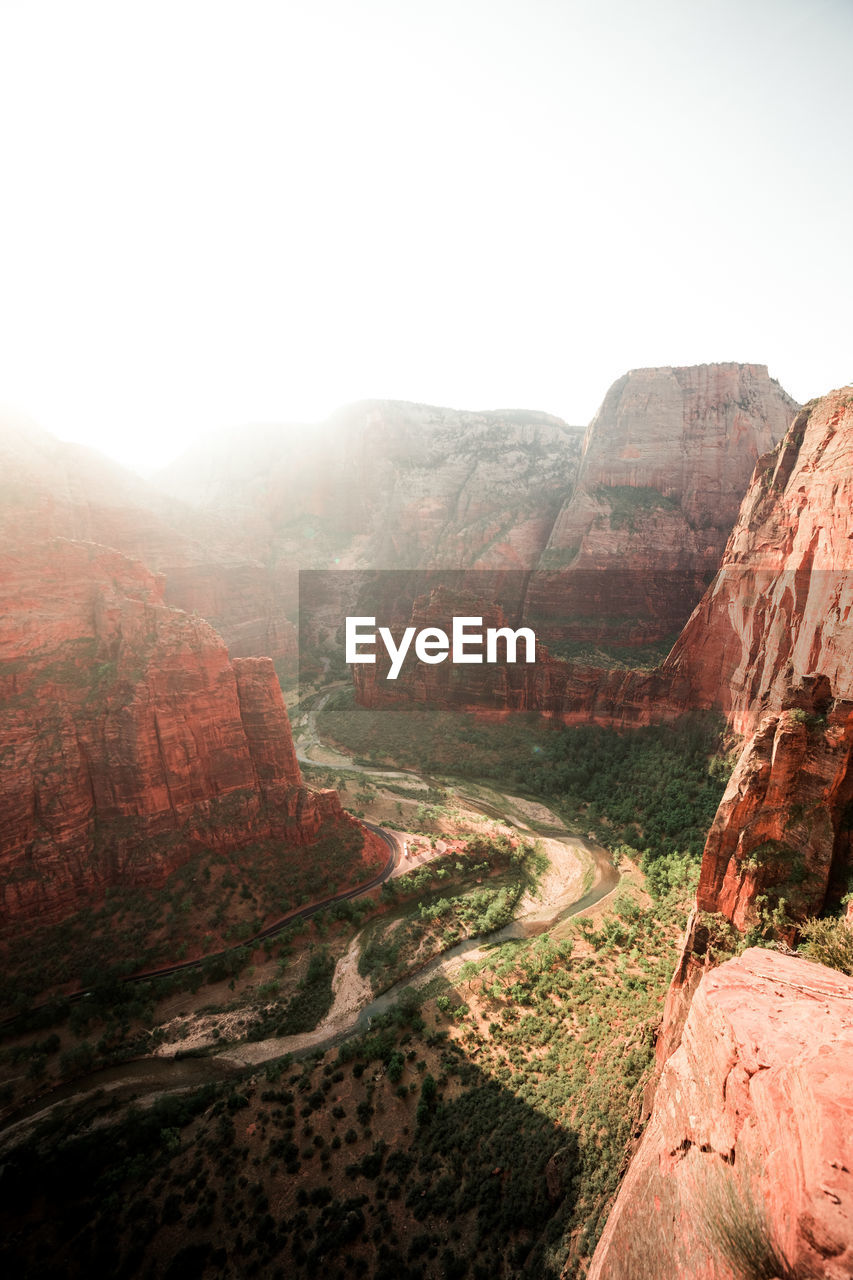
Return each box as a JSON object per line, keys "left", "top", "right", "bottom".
{"left": 654, "top": 388, "right": 853, "bottom": 1056}
{"left": 665, "top": 388, "right": 853, "bottom": 735}
{"left": 0, "top": 536, "right": 350, "bottom": 927}
{"left": 587, "top": 949, "right": 853, "bottom": 1279}
{"left": 526, "top": 363, "right": 797, "bottom": 646}
{"left": 156, "top": 401, "right": 584, "bottom": 573}
{"left": 0, "top": 412, "right": 297, "bottom": 664}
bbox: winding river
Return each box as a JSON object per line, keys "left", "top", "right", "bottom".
{"left": 0, "top": 697, "right": 620, "bottom": 1146}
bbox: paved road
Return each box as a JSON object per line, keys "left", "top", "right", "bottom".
{"left": 0, "top": 822, "right": 402, "bottom": 1032}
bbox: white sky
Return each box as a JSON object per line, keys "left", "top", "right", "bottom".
{"left": 0, "top": 0, "right": 851, "bottom": 471}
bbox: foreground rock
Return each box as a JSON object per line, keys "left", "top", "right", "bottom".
{"left": 587, "top": 949, "right": 853, "bottom": 1279}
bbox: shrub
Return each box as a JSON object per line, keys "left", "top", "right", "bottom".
{"left": 698, "top": 1165, "right": 813, "bottom": 1280}
{"left": 799, "top": 916, "right": 853, "bottom": 975}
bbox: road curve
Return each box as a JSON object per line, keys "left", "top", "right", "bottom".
{"left": 0, "top": 716, "right": 621, "bottom": 1137}
{"left": 0, "top": 822, "right": 402, "bottom": 1033}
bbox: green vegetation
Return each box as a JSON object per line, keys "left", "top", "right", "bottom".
{"left": 595, "top": 484, "right": 680, "bottom": 530}
{"left": 359, "top": 835, "right": 546, "bottom": 993}
{"left": 799, "top": 915, "right": 853, "bottom": 975}
{"left": 545, "top": 634, "right": 679, "bottom": 671}
{"left": 249, "top": 948, "right": 337, "bottom": 1040}
{"left": 0, "top": 642, "right": 738, "bottom": 1277}
{"left": 698, "top": 1165, "right": 811, "bottom": 1280}
{"left": 0, "top": 815, "right": 372, "bottom": 1017}
{"left": 318, "top": 689, "right": 733, "bottom": 868}
{"left": 0, "top": 865, "right": 695, "bottom": 1278}
{"left": 789, "top": 707, "right": 828, "bottom": 733}
{"left": 539, "top": 543, "right": 581, "bottom": 569}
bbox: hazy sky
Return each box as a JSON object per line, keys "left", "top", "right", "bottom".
{"left": 1, "top": 0, "right": 851, "bottom": 471}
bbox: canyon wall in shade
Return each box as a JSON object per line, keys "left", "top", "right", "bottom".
{"left": 0, "top": 535, "right": 350, "bottom": 927}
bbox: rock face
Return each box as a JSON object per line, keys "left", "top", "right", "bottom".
{"left": 351, "top": 368, "right": 802, "bottom": 720}
{"left": 0, "top": 536, "right": 351, "bottom": 927}
{"left": 665, "top": 388, "right": 853, "bottom": 735}
{"left": 696, "top": 703, "right": 853, "bottom": 931}
{"left": 2, "top": 371, "right": 799, "bottom": 683}
{"left": 0, "top": 410, "right": 297, "bottom": 666}
{"left": 351, "top": 584, "right": 690, "bottom": 727}
{"left": 526, "top": 363, "right": 797, "bottom": 647}
{"left": 587, "top": 949, "right": 853, "bottom": 1280}
{"left": 656, "top": 388, "right": 853, "bottom": 1056}
{"left": 156, "top": 402, "right": 585, "bottom": 573}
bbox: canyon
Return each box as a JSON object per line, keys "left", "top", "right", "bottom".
{"left": 583, "top": 387, "right": 853, "bottom": 1275}
{"left": 350, "top": 363, "right": 800, "bottom": 719}
{"left": 2, "top": 369, "right": 852, "bottom": 1277}
{"left": 0, "top": 532, "right": 361, "bottom": 927}
{"left": 342, "top": 383, "right": 853, "bottom": 1275}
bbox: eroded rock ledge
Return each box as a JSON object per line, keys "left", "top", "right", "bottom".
{"left": 587, "top": 949, "right": 853, "bottom": 1279}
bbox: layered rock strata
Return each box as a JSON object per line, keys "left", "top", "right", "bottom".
{"left": 0, "top": 537, "right": 353, "bottom": 927}
{"left": 657, "top": 388, "right": 853, "bottom": 1054}
{"left": 527, "top": 363, "right": 797, "bottom": 645}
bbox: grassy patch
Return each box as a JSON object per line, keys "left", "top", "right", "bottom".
{"left": 595, "top": 484, "right": 680, "bottom": 530}
{"left": 544, "top": 635, "right": 679, "bottom": 671}
{"left": 359, "top": 835, "right": 545, "bottom": 993}
{"left": 799, "top": 915, "right": 853, "bottom": 975}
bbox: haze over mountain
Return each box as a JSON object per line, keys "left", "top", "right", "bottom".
{"left": 1, "top": 367, "right": 852, "bottom": 1279}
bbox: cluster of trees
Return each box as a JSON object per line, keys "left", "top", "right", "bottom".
{"left": 507, "top": 716, "right": 731, "bottom": 863}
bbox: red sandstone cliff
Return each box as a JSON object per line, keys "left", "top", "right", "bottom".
{"left": 351, "top": 369, "right": 802, "bottom": 722}
{"left": 654, "top": 388, "right": 853, "bottom": 1056}
{"left": 665, "top": 388, "right": 853, "bottom": 735}
{"left": 526, "top": 363, "right": 797, "bottom": 646}
{"left": 0, "top": 535, "right": 351, "bottom": 927}
{"left": 155, "top": 402, "right": 584, "bottom": 574}
{"left": 0, "top": 411, "right": 297, "bottom": 666}
{"left": 587, "top": 949, "right": 853, "bottom": 1280}
{"left": 351, "top": 584, "right": 691, "bottom": 727}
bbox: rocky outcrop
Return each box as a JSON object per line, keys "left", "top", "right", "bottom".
{"left": 0, "top": 411, "right": 297, "bottom": 665}
{"left": 526, "top": 363, "right": 797, "bottom": 647}
{"left": 655, "top": 389, "right": 853, "bottom": 1055}
{"left": 587, "top": 949, "right": 853, "bottom": 1280}
{"left": 0, "top": 536, "right": 353, "bottom": 927}
{"left": 665, "top": 387, "right": 853, "bottom": 735}
{"left": 156, "top": 402, "right": 584, "bottom": 574}
{"left": 696, "top": 703, "right": 853, "bottom": 930}
{"left": 657, "top": 697, "right": 853, "bottom": 1065}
